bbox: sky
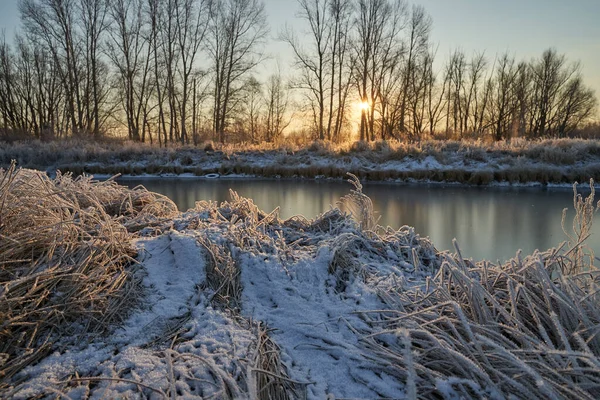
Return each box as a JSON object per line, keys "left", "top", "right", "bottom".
{"left": 1, "top": 0, "right": 599, "bottom": 96}
{"left": 263, "top": 0, "right": 600, "bottom": 97}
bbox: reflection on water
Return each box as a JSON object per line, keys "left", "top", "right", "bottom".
{"left": 117, "top": 177, "right": 600, "bottom": 262}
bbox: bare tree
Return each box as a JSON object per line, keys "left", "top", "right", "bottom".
{"left": 14, "top": 36, "right": 38, "bottom": 135}
{"left": 490, "top": 53, "right": 517, "bottom": 141}
{"left": 20, "top": 0, "right": 82, "bottom": 134}
{"left": 4, "top": 1, "right": 597, "bottom": 143}
{"left": 450, "top": 50, "right": 467, "bottom": 137}
{"left": 0, "top": 38, "right": 21, "bottom": 134}
{"left": 209, "top": 0, "right": 269, "bottom": 143}
{"left": 530, "top": 48, "right": 575, "bottom": 136}
{"left": 327, "top": 0, "right": 353, "bottom": 142}
{"left": 174, "top": 0, "right": 210, "bottom": 144}
{"left": 423, "top": 47, "right": 446, "bottom": 137}
{"left": 462, "top": 52, "right": 486, "bottom": 134}
{"left": 30, "top": 38, "right": 64, "bottom": 138}
{"left": 240, "top": 76, "right": 262, "bottom": 142}
{"left": 398, "top": 4, "right": 431, "bottom": 136}
{"left": 352, "top": 0, "right": 407, "bottom": 141}
{"left": 512, "top": 61, "right": 530, "bottom": 138}
{"left": 80, "top": 0, "right": 109, "bottom": 137}
{"left": 146, "top": 0, "right": 168, "bottom": 145}
{"left": 555, "top": 72, "right": 597, "bottom": 136}
{"left": 153, "top": 0, "right": 180, "bottom": 143}
{"left": 20, "top": 0, "right": 110, "bottom": 136}
{"left": 264, "top": 70, "right": 291, "bottom": 142}
{"left": 107, "top": 0, "right": 152, "bottom": 141}
{"left": 441, "top": 50, "right": 465, "bottom": 138}
{"left": 281, "top": 0, "right": 332, "bottom": 141}
{"left": 406, "top": 50, "right": 432, "bottom": 141}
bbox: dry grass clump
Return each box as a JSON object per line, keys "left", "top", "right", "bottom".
{"left": 319, "top": 174, "right": 600, "bottom": 398}
{"left": 191, "top": 196, "right": 258, "bottom": 312}
{"left": 329, "top": 173, "right": 439, "bottom": 292}
{"left": 328, "top": 233, "right": 372, "bottom": 292}
{"left": 360, "top": 248, "right": 600, "bottom": 399}
{"left": 249, "top": 324, "right": 306, "bottom": 400}
{"left": 51, "top": 172, "right": 178, "bottom": 232}
{"left": 0, "top": 162, "right": 176, "bottom": 389}
{"left": 351, "top": 181, "right": 600, "bottom": 399}
{"left": 191, "top": 195, "right": 305, "bottom": 399}
{"left": 326, "top": 180, "right": 437, "bottom": 300}
{"left": 197, "top": 235, "right": 243, "bottom": 311}
{"left": 561, "top": 179, "right": 599, "bottom": 274}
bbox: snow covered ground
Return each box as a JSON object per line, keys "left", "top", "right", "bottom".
{"left": 6, "top": 184, "right": 442, "bottom": 399}
{"left": 5, "top": 174, "right": 600, "bottom": 399}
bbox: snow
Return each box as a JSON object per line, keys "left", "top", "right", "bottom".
{"left": 2, "top": 194, "right": 480, "bottom": 399}
{"left": 9, "top": 230, "right": 255, "bottom": 399}
{"left": 239, "top": 247, "right": 404, "bottom": 398}
{"left": 112, "top": 232, "right": 204, "bottom": 347}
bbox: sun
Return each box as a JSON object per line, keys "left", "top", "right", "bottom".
{"left": 359, "top": 100, "right": 370, "bottom": 111}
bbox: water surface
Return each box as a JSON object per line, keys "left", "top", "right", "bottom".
{"left": 118, "top": 177, "right": 600, "bottom": 262}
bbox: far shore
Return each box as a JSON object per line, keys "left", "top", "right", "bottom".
{"left": 2, "top": 137, "right": 600, "bottom": 185}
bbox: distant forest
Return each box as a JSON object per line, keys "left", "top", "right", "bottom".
{"left": 0, "top": 0, "right": 598, "bottom": 145}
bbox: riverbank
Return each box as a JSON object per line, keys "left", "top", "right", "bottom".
{"left": 3, "top": 138, "right": 600, "bottom": 185}
{"left": 2, "top": 166, "right": 600, "bottom": 398}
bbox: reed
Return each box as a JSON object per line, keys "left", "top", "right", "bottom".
{"left": 358, "top": 248, "right": 600, "bottom": 399}
{"left": 561, "top": 179, "right": 599, "bottom": 274}
{"left": 337, "top": 173, "right": 379, "bottom": 231}
{"left": 0, "top": 162, "right": 177, "bottom": 388}
{"left": 197, "top": 234, "right": 243, "bottom": 311}
{"left": 320, "top": 175, "right": 600, "bottom": 398}
{"left": 250, "top": 324, "right": 306, "bottom": 400}
{"left": 353, "top": 233, "right": 600, "bottom": 398}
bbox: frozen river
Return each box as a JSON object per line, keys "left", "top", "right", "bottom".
{"left": 117, "top": 177, "right": 600, "bottom": 262}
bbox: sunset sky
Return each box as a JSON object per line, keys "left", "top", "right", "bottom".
{"left": 1, "top": 0, "right": 599, "bottom": 97}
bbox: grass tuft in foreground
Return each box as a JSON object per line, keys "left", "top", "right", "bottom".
{"left": 359, "top": 247, "right": 600, "bottom": 399}
{"left": 0, "top": 162, "right": 177, "bottom": 388}
{"left": 346, "top": 182, "right": 600, "bottom": 399}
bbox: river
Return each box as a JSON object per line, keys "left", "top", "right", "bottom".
{"left": 117, "top": 177, "right": 600, "bottom": 262}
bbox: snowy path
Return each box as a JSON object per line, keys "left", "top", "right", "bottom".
{"left": 240, "top": 248, "right": 404, "bottom": 399}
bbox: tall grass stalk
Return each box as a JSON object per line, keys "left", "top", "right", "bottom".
{"left": 337, "top": 173, "right": 379, "bottom": 231}
{"left": 561, "top": 179, "right": 599, "bottom": 274}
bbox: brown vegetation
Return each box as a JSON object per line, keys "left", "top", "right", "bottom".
{"left": 332, "top": 179, "right": 600, "bottom": 399}
{"left": 0, "top": 162, "right": 177, "bottom": 388}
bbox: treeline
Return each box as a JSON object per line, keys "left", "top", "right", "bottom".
{"left": 0, "top": 0, "right": 597, "bottom": 145}
{"left": 0, "top": 0, "right": 270, "bottom": 144}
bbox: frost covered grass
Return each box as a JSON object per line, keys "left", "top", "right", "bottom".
{"left": 0, "top": 162, "right": 177, "bottom": 389}
{"left": 2, "top": 168, "right": 600, "bottom": 398}
{"left": 2, "top": 137, "right": 600, "bottom": 185}
{"left": 360, "top": 243, "right": 600, "bottom": 399}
